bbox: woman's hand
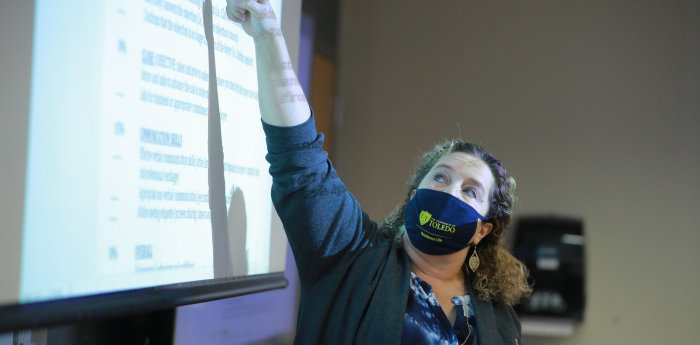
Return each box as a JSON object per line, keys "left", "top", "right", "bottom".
{"left": 226, "top": 0, "right": 280, "bottom": 40}
{"left": 226, "top": 0, "right": 310, "bottom": 127}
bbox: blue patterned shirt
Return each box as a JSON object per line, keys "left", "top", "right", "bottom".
{"left": 402, "top": 272, "right": 477, "bottom": 345}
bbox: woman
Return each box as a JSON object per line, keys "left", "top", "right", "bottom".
{"left": 226, "top": 1, "right": 531, "bottom": 344}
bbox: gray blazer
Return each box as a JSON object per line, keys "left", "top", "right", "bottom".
{"left": 467, "top": 274, "right": 522, "bottom": 345}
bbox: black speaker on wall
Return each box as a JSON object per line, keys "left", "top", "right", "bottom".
{"left": 512, "top": 217, "right": 586, "bottom": 320}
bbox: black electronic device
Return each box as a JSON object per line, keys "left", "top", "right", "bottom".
{"left": 512, "top": 217, "right": 586, "bottom": 320}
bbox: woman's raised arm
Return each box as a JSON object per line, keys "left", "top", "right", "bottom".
{"left": 226, "top": 0, "right": 310, "bottom": 127}
{"left": 225, "top": 0, "right": 381, "bottom": 287}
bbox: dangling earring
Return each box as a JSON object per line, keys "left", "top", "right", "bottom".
{"left": 469, "top": 245, "right": 480, "bottom": 272}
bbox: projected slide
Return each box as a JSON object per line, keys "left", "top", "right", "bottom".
{"left": 19, "top": 0, "right": 283, "bottom": 303}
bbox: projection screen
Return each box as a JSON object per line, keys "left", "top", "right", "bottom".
{"left": 0, "top": 0, "right": 300, "bottom": 328}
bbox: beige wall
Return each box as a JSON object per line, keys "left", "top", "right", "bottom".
{"left": 0, "top": 0, "right": 34, "bottom": 305}
{"left": 335, "top": 1, "right": 700, "bottom": 344}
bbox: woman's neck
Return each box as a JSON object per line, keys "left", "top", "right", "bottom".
{"left": 402, "top": 232, "right": 469, "bottom": 284}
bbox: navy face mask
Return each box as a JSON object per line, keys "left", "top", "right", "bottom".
{"left": 404, "top": 189, "right": 487, "bottom": 255}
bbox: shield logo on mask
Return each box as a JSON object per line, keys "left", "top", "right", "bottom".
{"left": 419, "top": 210, "right": 432, "bottom": 225}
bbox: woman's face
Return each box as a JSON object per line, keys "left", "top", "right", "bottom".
{"left": 415, "top": 152, "right": 494, "bottom": 217}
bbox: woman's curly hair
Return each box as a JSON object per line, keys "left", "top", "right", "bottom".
{"left": 378, "top": 140, "right": 531, "bottom": 305}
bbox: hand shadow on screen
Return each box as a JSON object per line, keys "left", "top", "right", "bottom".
{"left": 203, "top": 0, "right": 248, "bottom": 278}
{"left": 227, "top": 187, "right": 248, "bottom": 276}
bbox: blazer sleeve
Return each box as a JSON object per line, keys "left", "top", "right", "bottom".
{"left": 262, "top": 110, "right": 379, "bottom": 286}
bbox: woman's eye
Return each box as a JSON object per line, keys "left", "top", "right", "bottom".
{"left": 433, "top": 174, "right": 446, "bottom": 183}
{"left": 463, "top": 188, "right": 477, "bottom": 198}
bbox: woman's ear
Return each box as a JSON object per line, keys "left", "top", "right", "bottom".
{"left": 472, "top": 221, "right": 493, "bottom": 245}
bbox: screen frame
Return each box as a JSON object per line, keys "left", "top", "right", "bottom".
{"left": 0, "top": 273, "right": 287, "bottom": 333}
{"left": 0, "top": 0, "right": 302, "bottom": 332}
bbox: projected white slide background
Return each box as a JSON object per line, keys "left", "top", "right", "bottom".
{"left": 20, "top": 0, "right": 283, "bottom": 303}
